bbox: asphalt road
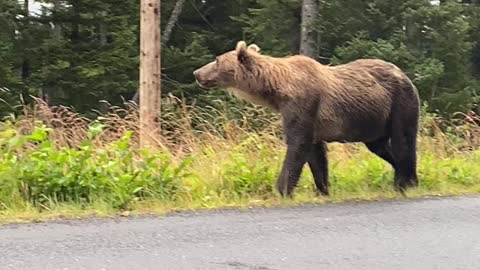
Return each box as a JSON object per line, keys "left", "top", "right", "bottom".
{"left": 1, "top": 196, "right": 480, "bottom": 270}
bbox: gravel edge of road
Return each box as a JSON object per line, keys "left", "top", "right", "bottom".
{"left": 2, "top": 194, "right": 479, "bottom": 228}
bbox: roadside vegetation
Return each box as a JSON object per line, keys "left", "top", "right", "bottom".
{"left": 1, "top": 97, "right": 480, "bottom": 223}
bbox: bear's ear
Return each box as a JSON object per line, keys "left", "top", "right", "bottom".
{"left": 248, "top": 44, "right": 261, "bottom": 53}
{"left": 235, "top": 40, "right": 248, "bottom": 54}
{"left": 236, "top": 41, "right": 252, "bottom": 66}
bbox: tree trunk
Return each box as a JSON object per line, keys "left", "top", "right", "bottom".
{"left": 21, "top": 0, "right": 31, "bottom": 103}
{"left": 139, "top": 0, "right": 161, "bottom": 149}
{"left": 99, "top": 11, "right": 108, "bottom": 46}
{"left": 71, "top": 2, "right": 79, "bottom": 42}
{"left": 52, "top": 0, "right": 62, "bottom": 41}
{"left": 405, "top": 13, "right": 417, "bottom": 49}
{"left": 300, "top": 0, "right": 319, "bottom": 59}
{"left": 41, "top": 0, "right": 64, "bottom": 105}
{"left": 162, "top": 0, "right": 186, "bottom": 46}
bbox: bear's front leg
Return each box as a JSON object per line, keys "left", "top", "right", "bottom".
{"left": 276, "top": 141, "right": 310, "bottom": 197}
{"left": 276, "top": 111, "right": 315, "bottom": 197}
{"left": 307, "top": 142, "right": 329, "bottom": 196}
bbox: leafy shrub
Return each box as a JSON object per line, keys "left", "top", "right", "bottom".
{"left": 221, "top": 135, "right": 280, "bottom": 196}
{"left": 0, "top": 122, "right": 191, "bottom": 209}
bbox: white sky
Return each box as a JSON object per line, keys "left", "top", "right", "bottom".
{"left": 28, "top": 1, "right": 46, "bottom": 15}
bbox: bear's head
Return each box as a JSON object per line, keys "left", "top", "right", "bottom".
{"left": 193, "top": 41, "right": 261, "bottom": 89}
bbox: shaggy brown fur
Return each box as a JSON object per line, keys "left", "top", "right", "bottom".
{"left": 193, "top": 41, "right": 420, "bottom": 197}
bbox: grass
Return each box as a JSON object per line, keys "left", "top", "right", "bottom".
{"left": 1, "top": 97, "right": 480, "bottom": 224}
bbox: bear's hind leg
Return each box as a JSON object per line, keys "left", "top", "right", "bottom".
{"left": 365, "top": 137, "right": 395, "bottom": 167}
{"left": 391, "top": 113, "right": 419, "bottom": 192}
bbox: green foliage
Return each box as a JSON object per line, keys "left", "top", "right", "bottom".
{"left": 332, "top": 32, "right": 416, "bottom": 67}
{"left": 221, "top": 135, "right": 280, "bottom": 196}
{"left": 0, "top": 0, "right": 23, "bottom": 112}
{"left": 328, "top": 1, "right": 478, "bottom": 114}
{"left": 0, "top": 122, "right": 191, "bottom": 209}
{"left": 405, "top": 2, "right": 475, "bottom": 112}
{"left": 231, "top": 0, "right": 301, "bottom": 56}
{"left": 30, "top": 0, "right": 140, "bottom": 113}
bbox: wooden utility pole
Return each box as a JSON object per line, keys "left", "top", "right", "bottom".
{"left": 139, "top": 0, "right": 161, "bottom": 149}
{"left": 132, "top": 0, "right": 185, "bottom": 103}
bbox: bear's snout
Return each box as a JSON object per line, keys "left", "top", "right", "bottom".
{"left": 193, "top": 68, "right": 210, "bottom": 88}
{"left": 193, "top": 69, "right": 205, "bottom": 84}
{"left": 193, "top": 61, "right": 219, "bottom": 88}
{"left": 193, "top": 69, "right": 201, "bottom": 80}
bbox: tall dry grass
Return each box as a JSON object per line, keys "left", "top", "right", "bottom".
{"left": 14, "top": 97, "right": 480, "bottom": 155}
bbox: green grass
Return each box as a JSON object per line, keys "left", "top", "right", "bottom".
{"left": 1, "top": 99, "right": 480, "bottom": 224}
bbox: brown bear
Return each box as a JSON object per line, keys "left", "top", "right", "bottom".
{"left": 193, "top": 41, "right": 420, "bottom": 197}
